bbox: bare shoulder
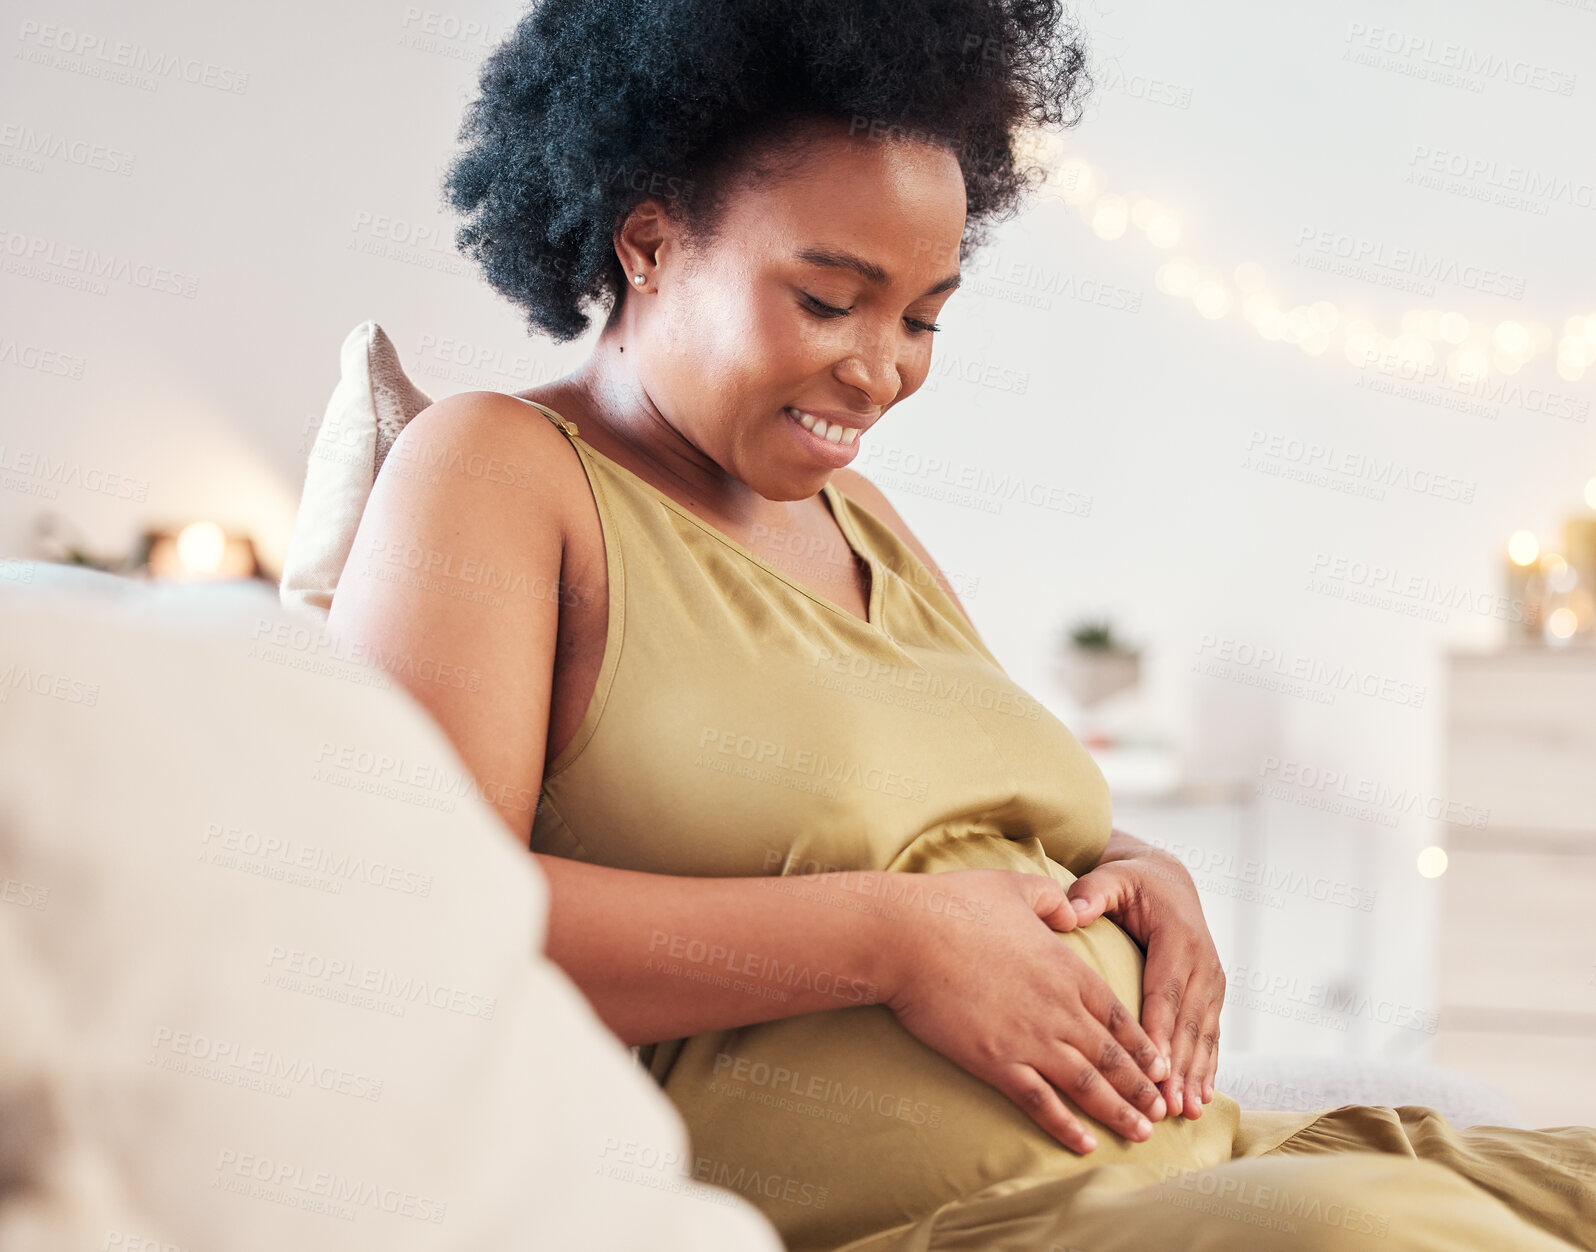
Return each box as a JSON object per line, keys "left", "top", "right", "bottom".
{"left": 828, "top": 467, "right": 975, "bottom": 629}
{"left": 382, "top": 389, "right": 599, "bottom": 535}
{"left": 329, "top": 389, "right": 592, "bottom": 842}
{"left": 393, "top": 388, "right": 586, "bottom": 491}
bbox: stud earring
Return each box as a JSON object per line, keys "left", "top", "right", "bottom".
{"left": 633, "top": 273, "right": 645, "bottom": 285}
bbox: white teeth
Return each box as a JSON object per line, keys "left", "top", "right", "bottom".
{"left": 790, "top": 408, "right": 861, "bottom": 447}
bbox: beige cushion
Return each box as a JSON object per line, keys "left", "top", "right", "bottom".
{"left": 0, "top": 562, "right": 783, "bottom": 1251}
{"left": 279, "top": 321, "right": 433, "bottom": 620}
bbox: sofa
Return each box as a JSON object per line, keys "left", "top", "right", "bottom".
{"left": 0, "top": 559, "right": 785, "bottom": 1251}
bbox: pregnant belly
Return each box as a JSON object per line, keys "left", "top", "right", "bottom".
{"left": 654, "top": 851, "right": 1241, "bottom": 1251}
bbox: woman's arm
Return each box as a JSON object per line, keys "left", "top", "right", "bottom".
{"left": 536, "top": 853, "right": 898, "bottom": 1043}
{"left": 326, "top": 392, "right": 567, "bottom": 842}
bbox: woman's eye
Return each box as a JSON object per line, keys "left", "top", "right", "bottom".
{"left": 801, "top": 293, "right": 940, "bottom": 335}
{"left": 800, "top": 293, "right": 849, "bottom": 318}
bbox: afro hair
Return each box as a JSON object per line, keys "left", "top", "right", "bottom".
{"left": 441, "top": 0, "right": 1094, "bottom": 343}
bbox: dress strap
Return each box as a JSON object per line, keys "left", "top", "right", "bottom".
{"left": 510, "top": 395, "right": 581, "bottom": 440}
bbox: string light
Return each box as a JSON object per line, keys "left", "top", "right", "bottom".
{"left": 1021, "top": 135, "right": 1596, "bottom": 651}
{"left": 1023, "top": 140, "right": 1591, "bottom": 385}
{"left": 1508, "top": 531, "right": 1540, "bottom": 566}
{"left": 1091, "top": 194, "right": 1129, "bottom": 240}
{"left": 1020, "top": 137, "right": 1596, "bottom": 632}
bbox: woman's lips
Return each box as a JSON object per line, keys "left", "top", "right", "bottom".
{"left": 784, "top": 406, "right": 863, "bottom": 467}
{"left": 782, "top": 408, "right": 861, "bottom": 466}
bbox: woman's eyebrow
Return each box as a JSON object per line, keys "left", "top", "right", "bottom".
{"left": 793, "top": 245, "right": 961, "bottom": 297}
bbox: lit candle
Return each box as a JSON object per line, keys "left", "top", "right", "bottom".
{"left": 1503, "top": 531, "right": 1542, "bottom": 645}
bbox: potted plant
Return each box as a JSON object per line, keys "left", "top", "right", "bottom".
{"left": 1053, "top": 615, "right": 1141, "bottom": 708}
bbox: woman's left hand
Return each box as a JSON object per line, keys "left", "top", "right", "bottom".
{"left": 1065, "top": 828, "right": 1225, "bottom": 1120}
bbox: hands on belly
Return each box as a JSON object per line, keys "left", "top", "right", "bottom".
{"left": 875, "top": 866, "right": 1172, "bottom": 1155}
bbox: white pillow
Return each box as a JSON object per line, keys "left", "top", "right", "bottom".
{"left": 279, "top": 321, "right": 433, "bottom": 620}
{"left": 0, "top": 563, "right": 783, "bottom": 1252}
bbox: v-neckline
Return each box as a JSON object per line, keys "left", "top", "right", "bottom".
{"left": 519, "top": 398, "right": 884, "bottom": 631}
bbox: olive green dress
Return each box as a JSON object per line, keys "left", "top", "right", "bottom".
{"left": 518, "top": 398, "right": 1596, "bottom": 1252}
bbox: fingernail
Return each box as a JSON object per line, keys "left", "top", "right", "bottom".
{"left": 1081, "top": 1133, "right": 1098, "bottom": 1152}
{"left": 1169, "top": 1088, "right": 1183, "bottom": 1115}
{"left": 1150, "top": 1095, "right": 1166, "bottom": 1121}
{"left": 1136, "top": 1115, "right": 1152, "bottom": 1139}
{"left": 1150, "top": 1055, "right": 1169, "bottom": 1081}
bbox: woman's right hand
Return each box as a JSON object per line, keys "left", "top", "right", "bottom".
{"left": 879, "top": 867, "right": 1170, "bottom": 1155}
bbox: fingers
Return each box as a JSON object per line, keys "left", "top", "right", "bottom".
{"left": 1159, "top": 1073, "right": 1181, "bottom": 1120}
{"left": 1203, "top": 964, "right": 1227, "bottom": 1103}
{"left": 1027, "top": 874, "right": 1080, "bottom": 934}
{"left": 1186, "top": 985, "right": 1225, "bottom": 1110}
{"left": 1064, "top": 865, "right": 1125, "bottom": 928}
{"left": 1140, "top": 947, "right": 1228, "bottom": 1118}
{"left": 998, "top": 1064, "right": 1100, "bottom": 1155}
{"left": 1029, "top": 1036, "right": 1161, "bottom": 1147}
{"left": 1079, "top": 966, "right": 1170, "bottom": 1087}
{"left": 1167, "top": 976, "right": 1209, "bottom": 1119}
{"left": 1138, "top": 947, "right": 1186, "bottom": 1080}
{"left": 1083, "top": 1018, "right": 1169, "bottom": 1130}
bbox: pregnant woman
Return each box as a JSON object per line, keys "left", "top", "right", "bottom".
{"left": 326, "top": 1, "right": 1596, "bottom": 1248}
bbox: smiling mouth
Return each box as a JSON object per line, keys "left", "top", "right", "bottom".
{"left": 782, "top": 406, "right": 866, "bottom": 467}
{"left": 786, "top": 407, "right": 861, "bottom": 445}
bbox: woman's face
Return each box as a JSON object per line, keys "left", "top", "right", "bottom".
{"left": 616, "top": 117, "right": 968, "bottom": 502}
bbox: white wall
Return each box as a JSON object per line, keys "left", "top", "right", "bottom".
{"left": 4, "top": 0, "right": 1593, "bottom": 1063}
